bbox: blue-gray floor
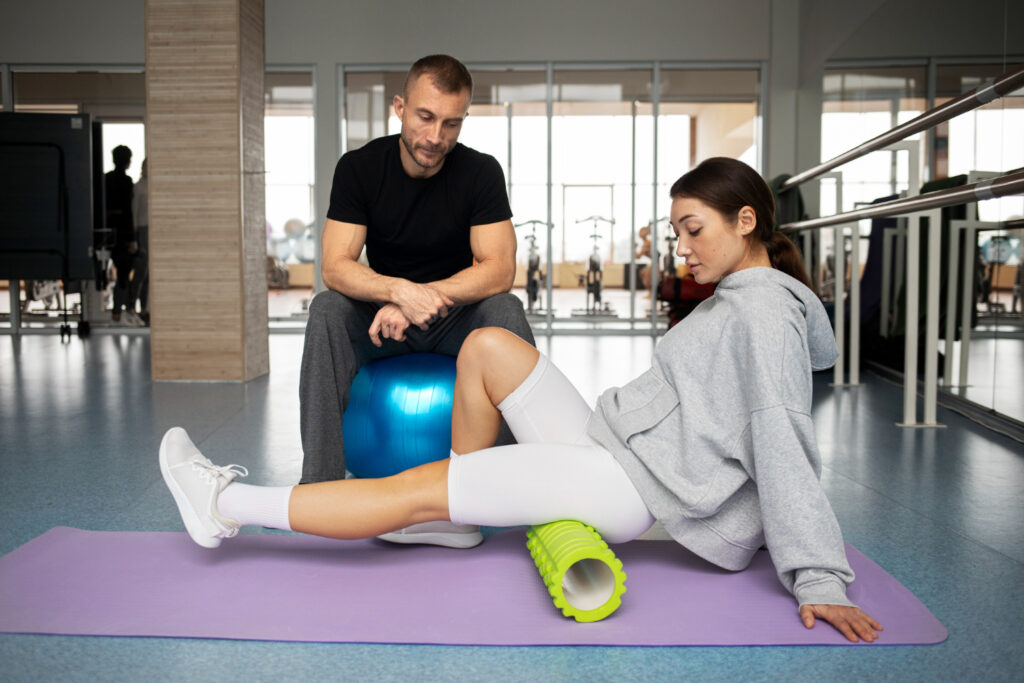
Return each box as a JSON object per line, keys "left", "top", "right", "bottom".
{"left": 1, "top": 333, "right": 1022, "bottom": 682}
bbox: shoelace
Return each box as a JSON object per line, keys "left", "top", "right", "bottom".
{"left": 191, "top": 458, "right": 249, "bottom": 537}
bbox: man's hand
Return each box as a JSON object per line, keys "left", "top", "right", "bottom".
{"left": 391, "top": 280, "right": 454, "bottom": 328}
{"left": 800, "top": 603, "right": 883, "bottom": 643}
{"left": 368, "top": 304, "right": 413, "bottom": 347}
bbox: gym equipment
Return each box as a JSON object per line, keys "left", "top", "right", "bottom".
{"left": 342, "top": 353, "right": 457, "bottom": 479}
{"left": 0, "top": 526, "right": 947, "bottom": 646}
{"left": 572, "top": 215, "right": 615, "bottom": 317}
{"left": 269, "top": 217, "right": 316, "bottom": 264}
{"left": 527, "top": 520, "right": 626, "bottom": 622}
{"left": 0, "top": 113, "right": 103, "bottom": 340}
{"left": 514, "top": 219, "right": 549, "bottom": 314}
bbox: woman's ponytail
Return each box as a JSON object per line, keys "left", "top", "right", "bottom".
{"left": 764, "top": 231, "right": 812, "bottom": 289}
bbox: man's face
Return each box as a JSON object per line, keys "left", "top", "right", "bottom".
{"left": 394, "top": 75, "right": 470, "bottom": 178}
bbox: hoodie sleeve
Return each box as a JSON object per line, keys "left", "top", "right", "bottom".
{"left": 747, "top": 405, "right": 856, "bottom": 608}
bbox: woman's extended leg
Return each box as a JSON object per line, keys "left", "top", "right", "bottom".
{"left": 160, "top": 427, "right": 451, "bottom": 547}
{"left": 287, "top": 459, "right": 450, "bottom": 539}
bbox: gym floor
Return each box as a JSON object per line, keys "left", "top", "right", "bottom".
{"left": 1, "top": 333, "right": 1022, "bottom": 682}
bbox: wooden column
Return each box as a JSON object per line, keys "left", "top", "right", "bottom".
{"left": 145, "top": 0, "right": 268, "bottom": 381}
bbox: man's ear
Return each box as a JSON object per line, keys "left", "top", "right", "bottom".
{"left": 393, "top": 94, "right": 405, "bottom": 119}
{"left": 737, "top": 206, "right": 757, "bottom": 235}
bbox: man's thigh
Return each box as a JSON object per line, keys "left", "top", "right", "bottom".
{"left": 413, "top": 292, "right": 533, "bottom": 356}
{"left": 306, "top": 289, "right": 413, "bottom": 364}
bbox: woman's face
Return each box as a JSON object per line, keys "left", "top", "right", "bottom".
{"left": 670, "top": 196, "right": 760, "bottom": 284}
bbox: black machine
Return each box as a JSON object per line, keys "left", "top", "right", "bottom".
{"left": 574, "top": 215, "right": 615, "bottom": 316}
{"left": 514, "top": 219, "right": 548, "bottom": 314}
{"left": 0, "top": 113, "right": 103, "bottom": 339}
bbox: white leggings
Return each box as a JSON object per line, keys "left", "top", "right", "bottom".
{"left": 447, "top": 353, "right": 655, "bottom": 543}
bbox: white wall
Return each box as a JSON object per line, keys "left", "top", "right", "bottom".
{"left": 833, "top": 0, "right": 1023, "bottom": 60}
{"left": 264, "top": 0, "right": 771, "bottom": 64}
{"left": 0, "top": 0, "right": 144, "bottom": 64}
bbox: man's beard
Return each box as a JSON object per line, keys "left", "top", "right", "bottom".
{"left": 400, "top": 131, "right": 448, "bottom": 170}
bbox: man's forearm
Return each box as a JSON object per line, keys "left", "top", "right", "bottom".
{"left": 322, "top": 257, "right": 406, "bottom": 304}
{"left": 429, "top": 258, "right": 515, "bottom": 306}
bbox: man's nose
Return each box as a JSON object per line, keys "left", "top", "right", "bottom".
{"left": 426, "top": 122, "right": 444, "bottom": 144}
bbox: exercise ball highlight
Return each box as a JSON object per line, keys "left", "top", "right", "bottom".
{"left": 343, "top": 353, "right": 457, "bottom": 479}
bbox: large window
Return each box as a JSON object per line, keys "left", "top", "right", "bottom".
{"left": 265, "top": 70, "right": 315, "bottom": 262}
{"left": 937, "top": 62, "right": 1024, "bottom": 222}
{"left": 6, "top": 70, "right": 147, "bottom": 326}
{"left": 13, "top": 71, "right": 148, "bottom": 182}
{"left": 821, "top": 65, "right": 928, "bottom": 214}
{"left": 820, "top": 60, "right": 1024, "bottom": 424}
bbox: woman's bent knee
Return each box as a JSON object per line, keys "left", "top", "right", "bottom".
{"left": 458, "top": 328, "right": 538, "bottom": 397}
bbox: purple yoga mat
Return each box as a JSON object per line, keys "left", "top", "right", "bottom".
{"left": 0, "top": 527, "right": 945, "bottom": 646}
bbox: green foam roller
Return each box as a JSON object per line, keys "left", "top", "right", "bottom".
{"left": 526, "top": 520, "right": 627, "bottom": 622}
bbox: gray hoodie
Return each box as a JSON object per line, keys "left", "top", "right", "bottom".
{"left": 587, "top": 267, "right": 855, "bottom": 608}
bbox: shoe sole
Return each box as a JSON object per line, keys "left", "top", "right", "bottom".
{"left": 158, "top": 429, "right": 221, "bottom": 549}
{"left": 376, "top": 530, "right": 484, "bottom": 549}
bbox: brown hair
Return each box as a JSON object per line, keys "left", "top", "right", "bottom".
{"left": 403, "top": 54, "right": 473, "bottom": 100}
{"left": 669, "top": 157, "right": 812, "bottom": 289}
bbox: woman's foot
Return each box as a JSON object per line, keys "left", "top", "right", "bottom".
{"left": 159, "top": 427, "right": 249, "bottom": 548}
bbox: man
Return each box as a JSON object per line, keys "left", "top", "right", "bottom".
{"left": 104, "top": 145, "right": 142, "bottom": 326}
{"left": 299, "top": 55, "right": 535, "bottom": 547}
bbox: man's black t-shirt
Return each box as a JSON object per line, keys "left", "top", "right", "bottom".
{"left": 104, "top": 169, "right": 134, "bottom": 248}
{"left": 327, "top": 134, "right": 512, "bottom": 284}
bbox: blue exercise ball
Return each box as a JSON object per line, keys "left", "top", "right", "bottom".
{"left": 343, "top": 353, "right": 457, "bottom": 479}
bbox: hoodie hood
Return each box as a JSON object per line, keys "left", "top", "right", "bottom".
{"left": 717, "top": 267, "right": 839, "bottom": 371}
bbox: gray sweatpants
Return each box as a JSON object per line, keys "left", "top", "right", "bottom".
{"left": 298, "top": 290, "right": 536, "bottom": 483}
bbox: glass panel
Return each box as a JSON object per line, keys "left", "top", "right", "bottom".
{"left": 265, "top": 71, "right": 315, "bottom": 250}
{"left": 934, "top": 62, "right": 1024, "bottom": 424}
{"left": 658, "top": 68, "right": 761, "bottom": 289}
{"left": 821, "top": 66, "right": 928, "bottom": 213}
{"left": 343, "top": 71, "right": 405, "bottom": 152}
{"left": 552, "top": 69, "right": 653, "bottom": 321}
{"left": 10, "top": 71, "right": 147, "bottom": 327}
{"left": 462, "top": 71, "right": 549, "bottom": 317}
{"left": 101, "top": 122, "right": 146, "bottom": 183}
{"left": 265, "top": 70, "right": 315, "bottom": 322}
{"left": 13, "top": 71, "right": 145, "bottom": 118}
{"left": 819, "top": 66, "right": 928, "bottom": 335}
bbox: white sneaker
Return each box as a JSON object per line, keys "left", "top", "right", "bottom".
{"left": 122, "top": 310, "right": 145, "bottom": 327}
{"left": 377, "top": 521, "right": 483, "bottom": 549}
{"left": 159, "top": 427, "right": 249, "bottom": 548}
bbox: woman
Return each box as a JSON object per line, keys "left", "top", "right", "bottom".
{"left": 161, "top": 157, "right": 881, "bottom": 642}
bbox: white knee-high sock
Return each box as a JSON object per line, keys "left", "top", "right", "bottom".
{"left": 218, "top": 483, "right": 294, "bottom": 531}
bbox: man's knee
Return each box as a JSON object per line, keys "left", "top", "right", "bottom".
{"left": 473, "top": 292, "right": 533, "bottom": 341}
{"left": 307, "top": 289, "right": 355, "bottom": 322}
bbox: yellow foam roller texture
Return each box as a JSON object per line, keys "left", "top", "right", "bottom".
{"left": 526, "top": 520, "right": 627, "bottom": 622}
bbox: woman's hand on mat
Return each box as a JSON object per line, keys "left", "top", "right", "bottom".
{"left": 800, "top": 604, "right": 883, "bottom": 643}
{"left": 369, "top": 304, "right": 412, "bottom": 346}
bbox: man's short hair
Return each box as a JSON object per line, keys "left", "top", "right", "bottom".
{"left": 112, "top": 145, "right": 132, "bottom": 167}
{"left": 403, "top": 54, "right": 473, "bottom": 100}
